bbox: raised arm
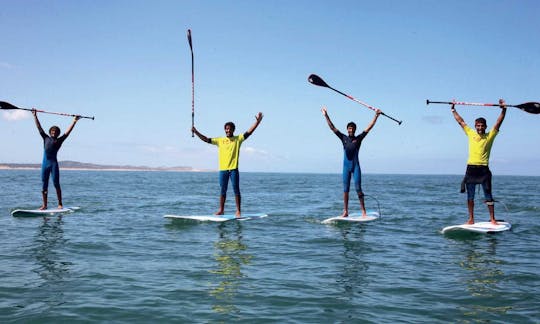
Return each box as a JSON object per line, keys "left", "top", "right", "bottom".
{"left": 192, "top": 126, "right": 211, "bottom": 143}
{"left": 62, "top": 115, "right": 80, "bottom": 140}
{"left": 364, "top": 109, "right": 382, "bottom": 133}
{"left": 32, "top": 109, "right": 47, "bottom": 137}
{"left": 321, "top": 107, "right": 338, "bottom": 133}
{"left": 493, "top": 98, "right": 507, "bottom": 131}
{"left": 245, "top": 112, "right": 263, "bottom": 137}
{"left": 451, "top": 102, "right": 467, "bottom": 129}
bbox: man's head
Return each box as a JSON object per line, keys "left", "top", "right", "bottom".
{"left": 346, "top": 122, "right": 356, "bottom": 136}
{"left": 49, "top": 126, "right": 61, "bottom": 139}
{"left": 224, "top": 122, "right": 235, "bottom": 137}
{"left": 474, "top": 117, "right": 487, "bottom": 134}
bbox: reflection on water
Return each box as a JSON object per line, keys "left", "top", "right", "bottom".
{"left": 209, "top": 222, "right": 251, "bottom": 314}
{"left": 29, "top": 217, "right": 71, "bottom": 307}
{"left": 336, "top": 226, "right": 368, "bottom": 298}
{"left": 459, "top": 236, "right": 511, "bottom": 318}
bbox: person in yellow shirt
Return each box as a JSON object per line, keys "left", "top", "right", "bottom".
{"left": 192, "top": 112, "right": 263, "bottom": 217}
{"left": 452, "top": 99, "right": 506, "bottom": 225}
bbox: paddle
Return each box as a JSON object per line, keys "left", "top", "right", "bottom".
{"left": 187, "top": 29, "right": 194, "bottom": 137}
{"left": 0, "top": 101, "right": 94, "bottom": 120}
{"left": 308, "top": 74, "right": 402, "bottom": 125}
{"left": 426, "top": 99, "right": 540, "bottom": 114}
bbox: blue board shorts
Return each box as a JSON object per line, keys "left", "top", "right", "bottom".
{"left": 219, "top": 169, "right": 240, "bottom": 196}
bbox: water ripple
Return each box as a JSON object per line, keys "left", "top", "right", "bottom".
{"left": 1, "top": 171, "right": 539, "bottom": 322}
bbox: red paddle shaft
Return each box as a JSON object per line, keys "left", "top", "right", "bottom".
{"left": 426, "top": 99, "right": 540, "bottom": 114}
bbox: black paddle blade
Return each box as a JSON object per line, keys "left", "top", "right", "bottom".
{"left": 515, "top": 102, "right": 540, "bottom": 114}
{"left": 308, "top": 74, "right": 330, "bottom": 88}
{"left": 0, "top": 101, "right": 20, "bottom": 110}
{"left": 187, "top": 29, "right": 193, "bottom": 49}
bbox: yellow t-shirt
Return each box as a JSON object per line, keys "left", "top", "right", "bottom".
{"left": 464, "top": 125, "right": 498, "bottom": 166}
{"left": 211, "top": 134, "right": 245, "bottom": 171}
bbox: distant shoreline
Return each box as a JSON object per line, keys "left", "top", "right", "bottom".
{"left": 0, "top": 161, "right": 211, "bottom": 172}
{"left": 1, "top": 162, "right": 536, "bottom": 177}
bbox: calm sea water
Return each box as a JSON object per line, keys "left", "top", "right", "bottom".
{"left": 1, "top": 170, "right": 539, "bottom": 323}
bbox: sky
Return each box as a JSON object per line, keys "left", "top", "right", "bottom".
{"left": 1, "top": 0, "right": 539, "bottom": 175}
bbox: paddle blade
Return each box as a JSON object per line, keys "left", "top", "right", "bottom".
{"left": 308, "top": 74, "right": 330, "bottom": 88}
{"left": 0, "top": 101, "right": 20, "bottom": 110}
{"left": 187, "top": 29, "right": 193, "bottom": 50}
{"left": 515, "top": 102, "right": 540, "bottom": 114}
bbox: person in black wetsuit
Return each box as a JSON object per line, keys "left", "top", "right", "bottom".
{"left": 33, "top": 110, "right": 80, "bottom": 210}
{"left": 322, "top": 107, "right": 381, "bottom": 217}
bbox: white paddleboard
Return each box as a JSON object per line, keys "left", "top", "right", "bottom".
{"left": 164, "top": 213, "right": 268, "bottom": 222}
{"left": 322, "top": 211, "right": 380, "bottom": 224}
{"left": 11, "top": 206, "right": 80, "bottom": 217}
{"left": 441, "top": 221, "right": 511, "bottom": 234}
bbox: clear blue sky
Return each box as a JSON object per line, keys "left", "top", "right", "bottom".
{"left": 1, "top": 0, "right": 539, "bottom": 175}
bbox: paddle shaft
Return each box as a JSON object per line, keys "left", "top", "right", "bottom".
{"left": 308, "top": 74, "right": 402, "bottom": 125}
{"left": 0, "top": 101, "right": 94, "bottom": 120}
{"left": 426, "top": 100, "right": 509, "bottom": 107}
{"left": 327, "top": 86, "right": 402, "bottom": 125}
{"left": 427, "top": 99, "right": 540, "bottom": 114}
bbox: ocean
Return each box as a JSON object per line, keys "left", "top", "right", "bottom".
{"left": 1, "top": 170, "right": 539, "bottom": 323}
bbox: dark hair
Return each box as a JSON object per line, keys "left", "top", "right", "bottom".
{"left": 346, "top": 122, "right": 357, "bottom": 129}
{"left": 224, "top": 122, "right": 235, "bottom": 132}
{"left": 49, "top": 126, "right": 61, "bottom": 135}
{"left": 475, "top": 117, "right": 487, "bottom": 125}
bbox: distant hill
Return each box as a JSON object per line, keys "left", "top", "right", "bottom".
{"left": 0, "top": 160, "right": 202, "bottom": 172}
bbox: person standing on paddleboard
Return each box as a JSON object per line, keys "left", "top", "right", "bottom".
{"left": 451, "top": 99, "right": 507, "bottom": 225}
{"left": 192, "top": 112, "right": 263, "bottom": 217}
{"left": 322, "top": 107, "right": 381, "bottom": 217}
{"left": 33, "top": 110, "right": 80, "bottom": 210}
